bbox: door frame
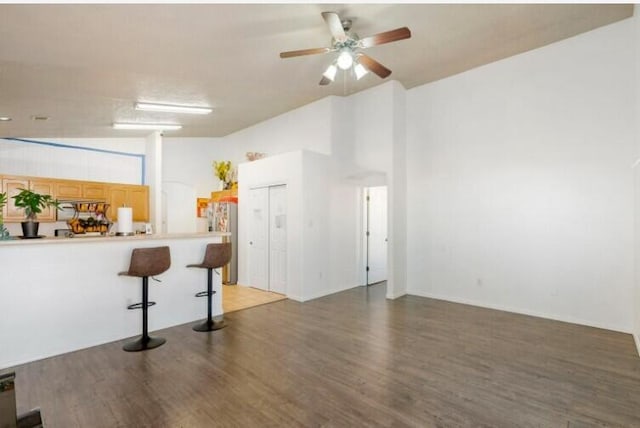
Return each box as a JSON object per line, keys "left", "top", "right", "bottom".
{"left": 361, "top": 185, "right": 388, "bottom": 286}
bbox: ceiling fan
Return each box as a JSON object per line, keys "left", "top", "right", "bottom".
{"left": 280, "top": 12, "right": 411, "bottom": 86}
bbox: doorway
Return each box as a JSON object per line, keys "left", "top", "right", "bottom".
{"left": 363, "top": 186, "right": 388, "bottom": 285}
{"left": 248, "top": 184, "right": 287, "bottom": 294}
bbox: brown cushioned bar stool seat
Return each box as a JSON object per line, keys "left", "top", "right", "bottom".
{"left": 187, "top": 242, "right": 231, "bottom": 332}
{"left": 119, "top": 246, "right": 171, "bottom": 351}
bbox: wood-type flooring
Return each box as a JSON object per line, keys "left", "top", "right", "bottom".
{"left": 222, "top": 284, "right": 287, "bottom": 314}
{"left": 10, "top": 283, "right": 640, "bottom": 427}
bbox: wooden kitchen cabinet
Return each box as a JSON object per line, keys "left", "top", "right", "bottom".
{"left": 56, "top": 180, "right": 106, "bottom": 200}
{"left": 107, "top": 185, "right": 149, "bottom": 222}
{"left": 1, "top": 177, "right": 56, "bottom": 222}
{"left": 1, "top": 173, "right": 150, "bottom": 223}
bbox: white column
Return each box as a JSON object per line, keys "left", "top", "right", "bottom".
{"left": 145, "top": 131, "right": 163, "bottom": 234}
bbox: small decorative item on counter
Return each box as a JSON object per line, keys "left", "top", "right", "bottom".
{"left": 212, "top": 160, "right": 236, "bottom": 190}
{"left": 246, "top": 152, "right": 266, "bottom": 162}
{"left": 12, "top": 188, "right": 60, "bottom": 238}
{"left": 66, "top": 202, "right": 112, "bottom": 235}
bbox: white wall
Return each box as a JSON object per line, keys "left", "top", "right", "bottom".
{"left": 162, "top": 98, "right": 337, "bottom": 234}
{"left": 389, "top": 82, "right": 408, "bottom": 298}
{"left": 237, "top": 150, "right": 361, "bottom": 302}
{"left": 0, "top": 137, "right": 145, "bottom": 184}
{"left": 344, "top": 81, "right": 407, "bottom": 297}
{"left": 224, "top": 97, "right": 335, "bottom": 157}
{"left": 406, "top": 19, "right": 636, "bottom": 332}
{"left": 162, "top": 137, "right": 225, "bottom": 232}
{"left": 633, "top": 8, "right": 640, "bottom": 354}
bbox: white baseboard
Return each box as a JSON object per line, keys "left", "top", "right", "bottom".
{"left": 386, "top": 290, "right": 407, "bottom": 300}
{"left": 408, "top": 289, "right": 631, "bottom": 334}
{"left": 299, "top": 284, "right": 359, "bottom": 302}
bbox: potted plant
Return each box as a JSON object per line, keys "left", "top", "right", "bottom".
{"left": 0, "top": 192, "right": 9, "bottom": 240}
{"left": 12, "top": 188, "right": 59, "bottom": 238}
{"left": 213, "top": 160, "right": 234, "bottom": 190}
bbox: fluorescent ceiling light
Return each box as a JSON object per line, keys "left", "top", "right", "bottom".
{"left": 135, "top": 102, "right": 212, "bottom": 115}
{"left": 113, "top": 122, "right": 182, "bottom": 131}
{"left": 323, "top": 64, "right": 338, "bottom": 81}
{"left": 0, "top": 117, "right": 11, "bottom": 122}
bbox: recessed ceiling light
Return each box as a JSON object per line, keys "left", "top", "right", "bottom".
{"left": 135, "top": 102, "right": 212, "bottom": 115}
{"left": 31, "top": 115, "right": 49, "bottom": 121}
{"left": 113, "top": 122, "right": 182, "bottom": 131}
{"left": 0, "top": 117, "right": 11, "bottom": 122}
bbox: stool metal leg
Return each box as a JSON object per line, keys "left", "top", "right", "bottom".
{"left": 124, "top": 276, "right": 166, "bottom": 351}
{"left": 193, "top": 268, "right": 226, "bottom": 332}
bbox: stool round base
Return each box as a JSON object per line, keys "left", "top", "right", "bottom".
{"left": 192, "top": 319, "right": 226, "bottom": 332}
{"left": 123, "top": 336, "right": 166, "bottom": 352}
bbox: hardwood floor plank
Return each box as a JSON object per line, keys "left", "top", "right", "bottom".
{"left": 8, "top": 283, "right": 640, "bottom": 427}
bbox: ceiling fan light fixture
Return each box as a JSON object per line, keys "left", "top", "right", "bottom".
{"left": 323, "top": 64, "right": 338, "bottom": 81}
{"left": 113, "top": 122, "right": 182, "bottom": 131}
{"left": 336, "top": 50, "right": 354, "bottom": 70}
{"left": 135, "top": 102, "right": 212, "bottom": 115}
{"left": 354, "top": 63, "right": 368, "bottom": 80}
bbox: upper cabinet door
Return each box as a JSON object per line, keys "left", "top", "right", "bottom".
{"left": 128, "top": 186, "right": 149, "bottom": 222}
{"left": 30, "top": 180, "right": 56, "bottom": 221}
{"left": 82, "top": 183, "right": 106, "bottom": 200}
{"left": 2, "top": 177, "right": 29, "bottom": 221}
{"left": 106, "top": 186, "right": 128, "bottom": 221}
{"left": 106, "top": 185, "right": 149, "bottom": 222}
{"left": 56, "top": 181, "right": 82, "bottom": 199}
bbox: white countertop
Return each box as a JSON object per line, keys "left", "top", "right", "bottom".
{"left": 0, "top": 231, "right": 230, "bottom": 246}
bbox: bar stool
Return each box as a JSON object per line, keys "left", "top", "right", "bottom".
{"left": 119, "top": 246, "right": 171, "bottom": 352}
{"left": 187, "top": 242, "right": 231, "bottom": 332}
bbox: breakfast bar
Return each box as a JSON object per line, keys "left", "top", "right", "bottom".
{"left": 0, "top": 232, "right": 229, "bottom": 369}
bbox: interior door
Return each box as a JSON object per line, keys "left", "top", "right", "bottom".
{"left": 366, "top": 186, "right": 388, "bottom": 285}
{"left": 268, "top": 185, "right": 287, "bottom": 294}
{"left": 248, "top": 187, "right": 269, "bottom": 291}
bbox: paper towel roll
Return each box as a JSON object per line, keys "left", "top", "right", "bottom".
{"left": 117, "top": 207, "right": 133, "bottom": 235}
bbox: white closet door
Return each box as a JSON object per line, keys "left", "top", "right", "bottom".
{"left": 248, "top": 187, "right": 269, "bottom": 291}
{"left": 269, "top": 185, "right": 287, "bottom": 294}
{"left": 367, "top": 186, "right": 388, "bottom": 284}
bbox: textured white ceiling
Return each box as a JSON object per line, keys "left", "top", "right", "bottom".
{"left": 0, "top": 4, "right": 633, "bottom": 138}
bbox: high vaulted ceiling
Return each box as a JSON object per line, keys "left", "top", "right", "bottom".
{"left": 0, "top": 4, "right": 633, "bottom": 139}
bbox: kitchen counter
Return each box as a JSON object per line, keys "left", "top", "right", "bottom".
{"left": 0, "top": 232, "right": 230, "bottom": 369}
{"left": 0, "top": 231, "right": 230, "bottom": 245}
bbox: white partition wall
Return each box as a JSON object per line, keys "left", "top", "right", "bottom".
{"left": 0, "top": 233, "right": 228, "bottom": 369}
{"left": 406, "top": 18, "right": 636, "bottom": 333}
{"left": 238, "top": 150, "right": 359, "bottom": 302}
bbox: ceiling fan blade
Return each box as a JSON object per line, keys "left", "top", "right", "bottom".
{"left": 359, "top": 27, "right": 412, "bottom": 49}
{"left": 358, "top": 54, "right": 392, "bottom": 79}
{"left": 280, "top": 47, "right": 332, "bottom": 59}
{"left": 322, "top": 11, "right": 347, "bottom": 42}
{"left": 319, "top": 76, "right": 332, "bottom": 86}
